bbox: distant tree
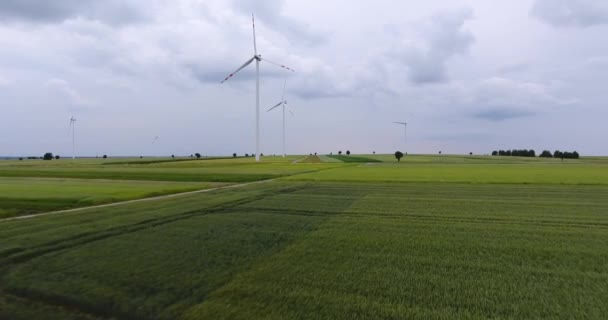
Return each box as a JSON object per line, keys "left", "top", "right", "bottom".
{"left": 330, "top": 152, "right": 333, "bottom": 155}
{"left": 338, "top": 151, "right": 342, "bottom": 155}
{"left": 438, "top": 151, "right": 442, "bottom": 154}
{"left": 195, "top": 153, "right": 201, "bottom": 158}
{"left": 554, "top": 150, "right": 562, "bottom": 159}
{"left": 395, "top": 151, "right": 404, "bottom": 162}
{"left": 346, "top": 150, "right": 351, "bottom": 156}
{"left": 43, "top": 152, "right": 53, "bottom": 160}
{"left": 103, "top": 155, "right": 108, "bottom": 159}
{"left": 233, "top": 153, "right": 237, "bottom": 158}
{"left": 492, "top": 151, "right": 498, "bottom": 156}
{"left": 314, "top": 152, "right": 317, "bottom": 155}
{"left": 573, "top": 151, "right": 580, "bottom": 159}
{"left": 245, "top": 153, "right": 249, "bottom": 157}
{"left": 469, "top": 152, "right": 473, "bottom": 156}
{"left": 140, "top": 156, "right": 143, "bottom": 159}
{"left": 18, "top": 157, "right": 23, "bottom": 161}
{"left": 171, "top": 155, "right": 175, "bottom": 159}
{"left": 55, "top": 155, "right": 60, "bottom": 159}
{"left": 539, "top": 150, "right": 552, "bottom": 158}
{"left": 373, "top": 151, "right": 376, "bottom": 154}
{"left": 260, "top": 153, "right": 264, "bottom": 157}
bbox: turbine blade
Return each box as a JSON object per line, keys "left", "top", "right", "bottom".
{"left": 281, "top": 78, "right": 287, "bottom": 102}
{"left": 220, "top": 56, "right": 256, "bottom": 83}
{"left": 394, "top": 122, "right": 406, "bottom": 125}
{"left": 288, "top": 108, "right": 294, "bottom": 116}
{"left": 267, "top": 101, "right": 283, "bottom": 112}
{"left": 260, "top": 57, "right": 295, "bottom": 72}
{"left": 252, "top": 14, "right": 257, "bottom": 55}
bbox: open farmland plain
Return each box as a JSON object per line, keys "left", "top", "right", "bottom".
{"left": 1, "top": 155, "right": 607, "bottom": 319}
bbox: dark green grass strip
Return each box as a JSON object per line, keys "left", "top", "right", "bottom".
{"left": 0, "top": 170, "right": 275, "bottom": 182}
{"left": 327, "top": 155, "right": 382, "bottom": 163}
{"left": 102, "top": 157, "right": 241, "bottom": 165}
{"left": 0, "top": 290, "right": 104, "bottom": 320}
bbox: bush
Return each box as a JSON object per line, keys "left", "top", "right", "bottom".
{"left": 43, "top": 152, "right": 53, "bottom": 160}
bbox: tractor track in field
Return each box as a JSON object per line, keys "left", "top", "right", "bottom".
{"left": 0, "top": 179, "right": 277, "bottom": 222}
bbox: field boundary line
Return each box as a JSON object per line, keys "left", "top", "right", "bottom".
{"left": 1, "top": 179, "right": 276, "bottom": 222}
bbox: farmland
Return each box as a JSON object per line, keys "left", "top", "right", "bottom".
{"left": 1, "top": 155, "right": 607, "bottom": 319}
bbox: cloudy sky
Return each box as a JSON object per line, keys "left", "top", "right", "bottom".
{"left": 1, "top": 0, "right": 607, "bottom": 157}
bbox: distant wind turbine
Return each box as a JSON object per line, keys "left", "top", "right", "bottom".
{"left": 267, "top": 79, "right": 294, "bottom": 157}
{"left": 69, "top": 116, "right": 77, "bottom": 160}
{"left": 220, "top": 14, "right": 295, "bottom": 162}
{"left": 152, "top": 136, "right": 159, "bottom": 144}
{"left": 394, "top": 121, "right": 407, "bottom": 152}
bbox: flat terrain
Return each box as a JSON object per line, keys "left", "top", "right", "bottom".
{"left": 1, "top": 155, "right": 607, "bottom": 319}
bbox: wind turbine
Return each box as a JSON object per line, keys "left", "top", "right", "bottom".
{"left": 69, "top": 116, "right": 77, "bottom": 160}
{"left": 220, "top": 14, "right": 295, "bottom": 162}
{"left": 394, "top": 121, "right": 407, "bottom": 152}
{"left": 152, "top": 136, "right": 159, "bottom": 144}
{"left": 267, "top": 79, "right": 294, "bottom": 157}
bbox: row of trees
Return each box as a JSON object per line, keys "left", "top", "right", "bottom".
{"left": 491, "top": 149, "right": 536, "bottom": 157}
{"left": 492, "top": 149, "right": 580, "bottom": 159}
{"left": 539, "top": 150, "right": 580, "bottom": 159}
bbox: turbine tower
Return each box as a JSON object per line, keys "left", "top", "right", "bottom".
{"left": 267, "top": 79, "right": 294, "bottom": 157}
{"left": 220, "top": 14, "right": 295, "bottom": 162}
{"left": 394, "top": 121, "right": 407, "bottom": 152}
{"left": 69, "top": 116, "right": 77, "bottom": 160}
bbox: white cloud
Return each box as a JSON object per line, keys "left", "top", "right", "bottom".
{"left": 45, "top": 78, "right": 94, "bottom": 107}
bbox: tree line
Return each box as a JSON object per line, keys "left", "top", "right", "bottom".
{"left": 491, "top": 149, "right": 579, "bottom": 159}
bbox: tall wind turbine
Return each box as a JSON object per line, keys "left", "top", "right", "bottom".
{"left": 267, "top": 79, "right": 294, "bottom": 157}
{"left": 220, "top": 14, "right": 295, "bottom": 162}
{"left": 394, "top": 121, "right": 407, "bottom": 152}
{"left": 69, "top": 116, "right": 77, "bottom": 160}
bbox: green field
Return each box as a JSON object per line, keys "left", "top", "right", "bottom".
{"left": 1, "top": 155, "right": 607, "bottom": 319}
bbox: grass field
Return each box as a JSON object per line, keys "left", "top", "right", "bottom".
{"left": 1, "top": 155, "right": 607, "bottom": 319}
{"left": 0, "top": 177, "right": 225, "bottom": 219}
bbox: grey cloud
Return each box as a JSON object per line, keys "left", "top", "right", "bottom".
{"left": 398, "top": 7, "right": 474, "bottom": 84}
{"left": 232, "top": 0, "right": 326, "bottom": 46}
{"left": 531, "top": 0, "right": 608, "bottom": 27}
{"left": 474, "top": 108, "right": 535, "bottom": 121}
{"left": 0, "top": 0, "right": 148, "bottom": 25}
{"left": 466, "top": 77, "right": 576, "bottom": 121}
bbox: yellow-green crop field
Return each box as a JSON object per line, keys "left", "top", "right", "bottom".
{"left": 1, "top": 155, "right": 607, "bottom": 319}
